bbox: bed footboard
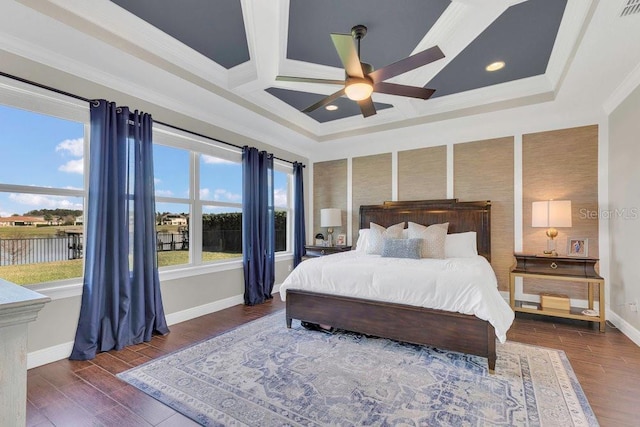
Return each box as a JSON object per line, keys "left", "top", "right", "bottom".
{"left": 286, "top": 289, "right": 496, "bottom": 373}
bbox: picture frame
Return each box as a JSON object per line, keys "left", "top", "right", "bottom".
{"left": 336, "top": 234, "right": 346, "bottom": 246}
{"left": 567, "top": 238, "right": 588, "bottom": 257}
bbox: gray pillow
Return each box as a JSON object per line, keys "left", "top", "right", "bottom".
{"left": 381, "top": 238, "right": 422, "bottom": 259}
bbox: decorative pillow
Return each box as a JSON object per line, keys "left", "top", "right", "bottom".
{"left": 445, "top": 231, "right": 478, "bottom": 258}
{"left": 407, "top": 222, "right": 449, "bottom": 259}
{"left": 355, "top": 229, "right": 370, "bottom": 252}
{"left": 381, "top": 238, "right": 422, "bottom": 259}
{"left": 366, "top": 222, "right": 405, "bottom": 255}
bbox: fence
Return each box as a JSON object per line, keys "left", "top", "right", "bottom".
{"left": 0, "top": 235, "right": 83, "bottom": 266}
{"left": 0, "top": 228, "right": 287, "bottom": 266}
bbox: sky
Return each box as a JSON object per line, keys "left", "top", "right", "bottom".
{"left": 0, "top": 104, "right": 288, "bottom": 218}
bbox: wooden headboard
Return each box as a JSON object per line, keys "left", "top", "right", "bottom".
{"left": 359, "top": 199, "right": 491, "bottom": 261}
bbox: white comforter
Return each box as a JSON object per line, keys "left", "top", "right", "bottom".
{"left": 279, "top": 251, "right": 514, "bottom": 342}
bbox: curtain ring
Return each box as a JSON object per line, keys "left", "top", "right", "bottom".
{"left": 90, "top": 100, "right": 101, "bottom": 107}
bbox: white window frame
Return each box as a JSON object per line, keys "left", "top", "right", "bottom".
{"left": 0, "top": 77, "right": 295, "bottom": 298}
{"left": 0, "top": 75, "right": 89, "bottom": 299}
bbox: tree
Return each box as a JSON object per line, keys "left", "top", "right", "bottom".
{"left": 44, "top": 213, "right": 53, "bottom": 225}
{"left": 0, "top": 233, "right": 31, "bottom": 265}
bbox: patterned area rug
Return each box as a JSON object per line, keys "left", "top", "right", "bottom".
{"left": 118, "top": 311, "right": 598, "bottom": 426}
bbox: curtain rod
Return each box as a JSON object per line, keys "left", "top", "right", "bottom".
{"left": 0, "top": 71, "right": 303, "bottom": 167}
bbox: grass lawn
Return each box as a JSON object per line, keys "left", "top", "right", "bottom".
{"left": 0, "top": 251, "right": 241, "bottom": 285}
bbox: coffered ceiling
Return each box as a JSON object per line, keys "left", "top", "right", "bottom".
{"left": 3, "top": 0, "right": 640, "bottom": 153}
{"left": 106, "top": 0, "right": 580, "bottom": 133}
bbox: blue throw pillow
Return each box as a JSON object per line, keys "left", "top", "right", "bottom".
{"left": 381, "top": 238, "right": 422, "bottom": 259}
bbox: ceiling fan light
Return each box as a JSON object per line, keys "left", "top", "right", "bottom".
{"left": 345, "top": 79, "right": 374, "bottom": 101}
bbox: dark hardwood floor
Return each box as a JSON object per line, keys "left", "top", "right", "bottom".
{"left": 26, "top": 298, "right": 640, "bottom": 426}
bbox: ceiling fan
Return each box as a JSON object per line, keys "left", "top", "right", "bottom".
{"left": 276, "top": 25, "right": 445, "bottom": 118}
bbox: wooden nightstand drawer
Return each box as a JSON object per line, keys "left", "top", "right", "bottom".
{"left": 512, "top": 253, "right": 601, "bottom": 278}
{"left": 304, "top": 245, "right": 351, "bottom": 258}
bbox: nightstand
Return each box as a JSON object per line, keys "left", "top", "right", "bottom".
{"left": 509, "top": 253, "right": 605, "bottom": 332}
{"left": 304, "top": 245, "right": 352, "bottom": 258}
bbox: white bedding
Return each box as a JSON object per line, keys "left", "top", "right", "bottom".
{"left": 279, "top": 251, "right": 514, "bottom": 342}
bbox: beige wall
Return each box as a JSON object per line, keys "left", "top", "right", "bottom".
{"left": 352, "top": 153, "right": 392, "bottom": 245}
{"left": 398, "top": 146, "right": 447, "bottom": 201}
{"left": 312, "top": 125, "right": 599, "bottom": 296}
{"left": 313, "top": 160, "right": 348, "bottom": 241}
{"left": 609, "top": 83, "right": 640, "bottom": 331}
{"left": 522, "top": 125, "right": 599, "bottom": 299}
{"left": 454, "top": 137, "right": 514, "bottom": 291}
{"left": 27, "top": 259, "right": 291, "bottom": 354}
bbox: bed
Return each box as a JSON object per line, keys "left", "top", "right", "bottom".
{"left": 280, "top": 199, "right": 513, "bottom": 373}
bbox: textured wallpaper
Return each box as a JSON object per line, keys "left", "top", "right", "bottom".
{"left": 454, "top": 137, "right": 515, "bottom": 291}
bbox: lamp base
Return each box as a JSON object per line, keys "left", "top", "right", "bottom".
{"left": 544, "top": 235, "right": 558, "bottom": 256}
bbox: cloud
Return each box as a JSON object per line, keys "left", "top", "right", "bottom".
{"left": 200, "top": 188, "right": 211, "bottom": 199}
{"left": 202, "top": 155, "right": 233, "bottom": 165}
{"left": 56, "top": 138, "right": 84, "bottom": 157}
{"left": 154, "top": 178, "right": 162, "bottom": 185}
{"left": 155, "top": 189, "right": 174, "bottom": 197}
{"left": 8, "top": 193, "right": 83, "bottom": 210}
{"left": 213, "top": 189, "right": 241, "bottom": 202}
{"left": 56, "top": 138, "right": 84, "bottom": 174}
{"left": 274, "top": 188, "right": 287, "bottom": 207}
{"left": 59, "top": 159, "right": 84, "bottom": 174}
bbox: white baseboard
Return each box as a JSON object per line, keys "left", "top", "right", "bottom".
{"left": 27, "top": 292, "right": 249, "bottom": 369}
{"left": 27, "top": 341, "right": 74, "bottom": 369}
{"left": 164, "top": 294, "right": 244, "bottom": 326}
{"left": 606, "top": 309, "right": 640, "bottom": 347}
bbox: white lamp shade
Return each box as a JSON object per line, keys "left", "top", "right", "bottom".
{"left": 320, "top": 208, "right": 342, "bottom": 227}
{"left": 532, "top": 200, "right": 572, "bottom": 228}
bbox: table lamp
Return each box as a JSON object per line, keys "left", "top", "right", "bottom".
{"left": 532, "top": 200, "right": 572, "bottom": 256}
{"left": 320, "top": 208, "right": 341, "bottom": 247}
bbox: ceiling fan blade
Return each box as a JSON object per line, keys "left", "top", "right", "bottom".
{"left": 373, "top": 82, "right": 436, "bottom": 99}
{"left": 276, "top": 76, "right": 344, "bottom": 85}
{"left": 330, "top": 33, "right": 365, "bottom": 78}
{"left": 358, "top": 97, "right": 377, "bottom": 118}
{"left": 301, "top": 88, "right": 346, "bottom": 113}
{"left": 368, "top": 46, "right": 445, "bottom": 83}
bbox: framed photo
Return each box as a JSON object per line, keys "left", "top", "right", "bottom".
{"left": 336, "top": 234, "right": 346, "bottom": 246}
{"left": 567, "top": 238, "right": 588, "bottom": 257}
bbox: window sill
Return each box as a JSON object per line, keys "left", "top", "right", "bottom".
{"left": 27, "top": 252, "right": 293, "bottom": 300}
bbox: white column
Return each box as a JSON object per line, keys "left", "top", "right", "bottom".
{"left": 0, "top": 279, "right": 50, "bottom": 426}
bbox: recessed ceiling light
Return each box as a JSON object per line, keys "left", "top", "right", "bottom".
{"left": 486, "top": 61, "right": 505, "bottom": 72}
{"left": 325, "top": 105, "right": 338, "bottom": 111}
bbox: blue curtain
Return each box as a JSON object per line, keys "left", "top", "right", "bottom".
{"left": 70, "top": 100, "right": 168, "bottom": 360}
{"left": 242, "top": 146, "right": 275, "bottom": 305}
{"left": 292, "top": 162, "right": 306, "bottom": 267}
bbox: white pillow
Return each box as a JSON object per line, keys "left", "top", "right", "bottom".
{"left": 407, "top": 222, "right": 449, "bottom": 259}
{"left": 366, "top": 222, "right": 405, "bottom": 255}
{"left": 355, "top": 229, "right": 370, "bottom": 252}
{"left": 445, "top": 231, "right": 478, "bottom": 258}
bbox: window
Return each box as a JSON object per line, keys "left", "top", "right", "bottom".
{"left": 274, "top": 168, "right": 290, "bottom": 252}
{"left": 153, "top": 144, "right": 191, "bottom": 268}
{"left": 0, "top": 76, "right": 295, "bottom": 289}
{"left": 200, "top": 153, "right": 243, "bottom": 263}
{"left": 0, "top": 101, "right": 87, "bottom": 286}
{"left": 153, "top": 127, "right": 294, "bottom": 271}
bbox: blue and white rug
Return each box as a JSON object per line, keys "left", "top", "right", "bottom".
{"left": 118, "top": 311, "right": 598, "bottom": 426}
